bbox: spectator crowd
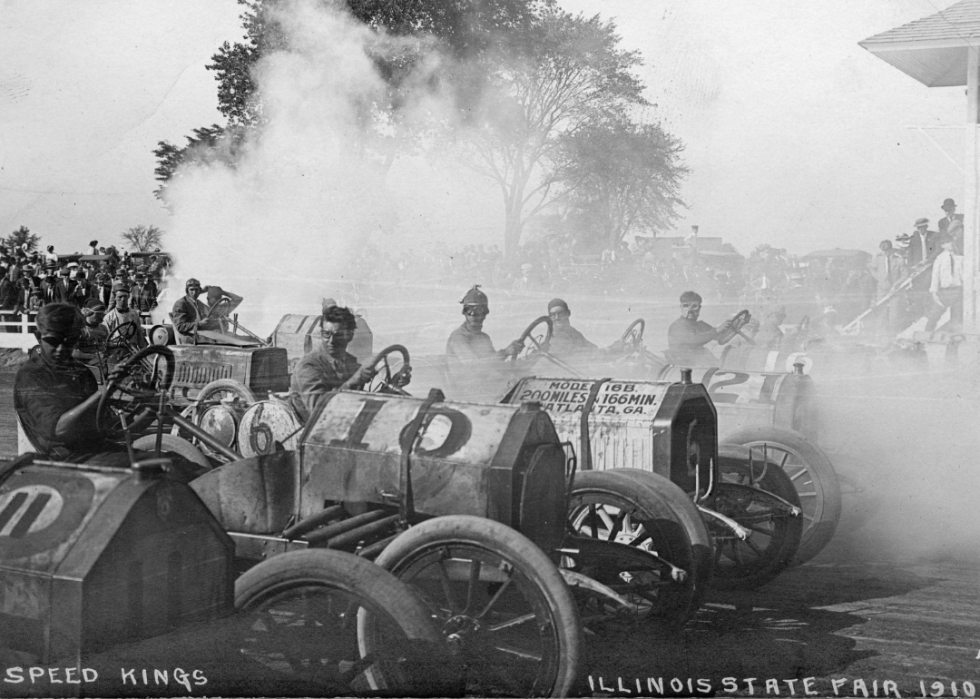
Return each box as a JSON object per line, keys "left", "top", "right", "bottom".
{"left": 0, "top": 238, "right": 171, "bottom": 326}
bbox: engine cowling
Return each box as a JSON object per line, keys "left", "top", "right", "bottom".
{"left": 0, "top": 457, "right": 234, "bottom": 663}
{"left": 299, "top": 391, "right": 568, "bottom": 557}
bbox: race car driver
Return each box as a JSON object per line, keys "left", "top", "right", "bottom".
{"left": 288, "top": 304, "right": 410, "bottom": 422}
{"left": 445, "top": 285, "right": 523, "bottom": 368}
{"left": 546, "top": 297, "right": 598, "bottom": 357}
{"left": 172, "top": 277, "right": 221, "bottom": 343}
{"left": 14, "top": 303, "right": 204, "bottom": 480}
{"left": 546, "top": 298, "right": 624, "bottom": 360}
{"left": 666, "top": 290, "right": 734, "bottom": 366}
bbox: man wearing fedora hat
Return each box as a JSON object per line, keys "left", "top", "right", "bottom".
{"left": 869, "top": 240, "right": 908, "bottom": 336}
{"left": 906, "top": 218, "right": 937, "bottom": 268}
{"left": 938, "top": 198, "right": 964, "bottom": 252}
{"left": 904, "top": 217, "right": 938, "bottom": 320}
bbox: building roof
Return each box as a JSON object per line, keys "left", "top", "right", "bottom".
{"left": 859, "top": 0, "right": 980, "bottom": 86}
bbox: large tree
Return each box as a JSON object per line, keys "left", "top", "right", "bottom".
{"left": 5, "top": 225, "right": 39, "bottom": 254}
{"left": 152, "top": 0, "right": 686, "bottom": 261}
{"left": 121, "top": 224, "right": 165, "bottom": 252}
{"left": 555, "top": 116, "right": 687, "bottom": 249}
{"left": 154, "top": 0, "right": 548, "bottom": 199}
{"left": 463, "top": 9, "right": 648, "bottom": 259}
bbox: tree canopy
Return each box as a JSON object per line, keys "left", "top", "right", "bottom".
{"left": 462, "top": 8, "right": 653, "bottom": 258}
{"left": 5, "top": 226, "right": 39, "bottom": 254}
{"left": 153, "top": 0, "right": 687, "bottom": 257}
{"left": 555, "top": 116, "right": 687, "bottom": 249}
{"left": 121, "top": 224, "right": 165, "bottom": 252}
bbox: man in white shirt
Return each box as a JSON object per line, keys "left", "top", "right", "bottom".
{"left": 927, "top": 234, "right": 963, "bottom": 331}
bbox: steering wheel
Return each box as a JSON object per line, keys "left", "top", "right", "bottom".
{"left": 206, "top": 298, "right": 232, "bottom": 323}
{"left": 618, "top": 318, "right": 646, "bottom": 355}
{"left": 363, "top": 344, "right": 411, "bottom": 396}
{"left": 96, "top": 345, "right": 176, "bottom": 436}
{"left": 105, "top": 320, "right": 141, "bottom": 350}
{"left": 508, "top": 316, "right": 553, "bottom": 362}
{"left": 718, "top": 309, "right": 755, "bottom": 346}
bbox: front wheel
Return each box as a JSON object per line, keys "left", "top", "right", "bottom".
{"left": 724, "top": 426, "right": 841, "bottom": 564}
{"left": 372, "top": 515, "right": 581, "bottom": 698}
{"left": 565, "top": 469, "right": 701, "bottom": 630}
{"left": 234, "top": 549, "right": 448, "bottom": 697}
{"left": 708, "top": 445, "right": 804, "bottom": 590}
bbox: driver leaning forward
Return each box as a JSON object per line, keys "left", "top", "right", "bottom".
{"left": 288, "top": 305, "right": 411, "bottom": 423}
{"left": 14, "top": 303, "right": 204, "bottom": 480}
{"left": 666, "top": 290, "right": 733, "bottom": 367}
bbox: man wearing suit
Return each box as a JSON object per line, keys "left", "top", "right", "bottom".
{"left": 937, "top": 198, "right": 964, "bottom": 252}
{"left": 906, "top": 218, "right": 937, "bottom": 268}
{"left": 869, "top": 240, "right": 908, "bottom": 335}
{"left": 904, "top": 218, "right": 938, "bottom": 320}
{"left": 52, "top": 269, "right": 75, "bottom": 305}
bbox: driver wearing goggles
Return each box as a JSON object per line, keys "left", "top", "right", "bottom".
{"left": 446, "top": 286, "right": 523, "bottom": 368}
{"left": 666, "top": 290, "right": 734, "bottom": 367}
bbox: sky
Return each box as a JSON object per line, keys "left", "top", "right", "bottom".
{"left": 0, "top": 0, "right": 969, "bottom": 258}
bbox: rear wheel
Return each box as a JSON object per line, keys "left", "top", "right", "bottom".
{"left": 372, "top": 515, "right": 581, "bottom": 698}
{"left": 565, "top": 470, "right": 700, "bottom": 630}
{"left": 234, "top": 549, "right": 447, "bottom": 697}
{"left": 708, "top": 446, "right": 804, "bottom": 590}
{"left": 725, "top": 426, "right": 841, "bottom": 564}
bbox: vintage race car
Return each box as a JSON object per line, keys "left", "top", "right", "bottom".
{"left": 0, "top": 348, "right": 491, "bottom": 695}
{"left": 189, "top": 375, "right": 734, "bottom": 695}
{"left": 147, "top": 314, "right": 290, "bottom": 406}
{"left": 407, "top": 312, "right": 841, "bottom": 566}
{"left": 14, "top": 341, "right": 723, "bottom": 696}
{"left": 499, "top": 373, "right": 804, "bottom": 590}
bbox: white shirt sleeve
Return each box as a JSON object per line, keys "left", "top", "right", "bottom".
{"left": 929, "top": 253, "right": 943, "bottom": 295}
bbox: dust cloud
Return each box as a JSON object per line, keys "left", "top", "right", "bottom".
{"left": 159, "top": 0, "right": 498, "bottom": 336}
{"left": 814, "top": 364, "right": 980, "bottom": 564}
{"left": 155, "top": 0, "right": 979, "bottom": 568}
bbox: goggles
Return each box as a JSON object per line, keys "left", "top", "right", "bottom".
{"left": 463, "top": 305, "right": 489, "bottom": 317}
{"left": 40, "top": 334, "right": 80, "bottom": 348}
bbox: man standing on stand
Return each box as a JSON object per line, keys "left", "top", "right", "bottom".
{"left": 927, "top": 234, "right": 963, "bottom": 331}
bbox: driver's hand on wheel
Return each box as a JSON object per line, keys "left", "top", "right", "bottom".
{"left": 392, "top": 364, "right": 412, "bottom": 388}
{"left": 346, "top": 365, "right": 377, "bottom": 389}
{"left": 504, "top": 339, "right": 524, "bottom": 357}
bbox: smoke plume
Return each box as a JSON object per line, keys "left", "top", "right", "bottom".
{"left": 160, "top": 0, "right": 494, "bottom": 335}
